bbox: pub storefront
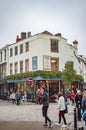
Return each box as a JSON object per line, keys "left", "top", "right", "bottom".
{"left": 0, "top": 76, "right": 63, "bottom": 102}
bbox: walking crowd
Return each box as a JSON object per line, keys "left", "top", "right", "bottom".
{"left": 5, "top": 85, "right": 86, "bottom": 128}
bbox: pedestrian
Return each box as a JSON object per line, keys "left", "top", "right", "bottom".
{"left": 36, "top": 88, "right": 40, "bottom": 104}
{"left": 75, "top": 90, "right": 82, "bottom": 121}
{"left": 65, "top": 88, "right": 71, "bottom": 105}
{"left": 70, "top": 90, "right": 76, "bottom": 105}
{"left": 10, "top": 91, "right": 16, "bottom": 104}
{"left": 38, "top": 89, "right": 43, "bottom": 104}
{"left": 82, "top": 89, "right": 86, "bottom": 124}
{"left": 41, "top": 85, "right": 52, "bottom": 127}
{"left": 6, "top": 90, "right": 10, "bottom": 102}
{"left": 15, "top": 90, "right": 22, "bottom": 105}
{"left": 22, "top": 91, "right": 27, "bottom": 105}
{"left": 57, "top": 91, "right": 67, "bottom": 126}
{"left": 82, "top": 89, "right": 86, "bottom": 113}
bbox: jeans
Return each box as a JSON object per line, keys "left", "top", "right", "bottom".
{"left": 59, "top": 110, "right": 67, "bottom": 125}
{"left": 42, "top": 105, "right": 51, "bottom": 124}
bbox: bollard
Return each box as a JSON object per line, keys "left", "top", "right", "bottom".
{"left": 77, "top": 104, "right": 81, "bottom": 121}
{"left": 74, "top": 107, "right": 77, "bottom": 130}
{"left": 78, "top": 126, "right": 84, "bottom": 130}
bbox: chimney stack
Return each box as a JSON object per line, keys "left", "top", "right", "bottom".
{"left": 27, "top": 32, "right": 31, "bottom": 37}
{"left": 55, "top": 33, "right": 62, "bottom": 37}
{"left": 16, "top": 35, "right": 20, "bottom": 42}
{"left": 73, "top": 40, "right": 78, "bottom": 49}
{"left": 21, "top": 32, "right": 26, "bottom": 39}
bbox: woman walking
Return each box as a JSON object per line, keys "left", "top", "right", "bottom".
{"left": 57, "top": 92, "right": 67, "bottom": 126}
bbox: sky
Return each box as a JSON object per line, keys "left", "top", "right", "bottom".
{"left": 0, "top": 0, "right": 86, "bottom": 55}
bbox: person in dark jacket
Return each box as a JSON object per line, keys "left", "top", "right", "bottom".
{"left": 15, "top": 90, "right": 22, "bottom": 105}
{"left": 82, "top": 89, "right": 86, "bottom": 112}
{"left": 75, "top": 90, "right": 82, "bottom": 121}
{"left": 41, "top": 85, "right": 52, "bottom": 127}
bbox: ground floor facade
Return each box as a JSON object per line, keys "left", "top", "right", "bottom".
{"left": 0, "top": 76, "right": 84, "bottom": 102}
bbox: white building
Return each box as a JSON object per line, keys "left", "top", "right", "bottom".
{"left": 0, "top": 30, "right": 86, "bottom": 82}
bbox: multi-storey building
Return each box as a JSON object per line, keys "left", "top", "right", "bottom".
{"left": 0, "top": 30, "right": 86, "bottom": 98}
{"left": 0, "top": 31, "right": 86, "bottom": 79}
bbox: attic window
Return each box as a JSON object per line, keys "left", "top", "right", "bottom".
{"left": 50, "top": 39, "right": 59, "bottom": 52}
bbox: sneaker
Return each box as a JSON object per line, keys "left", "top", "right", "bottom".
{"left": 62, "top": 124, "right": 67, "bottom": 127}
{"left": 55, "top": 122, "right": 60, "bottom": 126}
{"left": 49, "top": 121, "right": 53, "bottom": 127}
{"left": 43, "top": 123, "right": 48, "bottom": 126}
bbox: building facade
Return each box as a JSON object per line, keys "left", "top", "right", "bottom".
{"left": 0, "top": 30, "right": 86, "bottom": 100}
{"left": 0, "top": 30, "right": 86, "bottom": 82}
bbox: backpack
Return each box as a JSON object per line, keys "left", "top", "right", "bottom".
{"left": 82, "top": 110, "right": 86, "bottom": 121}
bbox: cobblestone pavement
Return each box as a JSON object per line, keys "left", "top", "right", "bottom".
{"left": 0, "top": 100, "right": 86, "bottom": 130}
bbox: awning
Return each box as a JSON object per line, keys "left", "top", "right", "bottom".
{"left": 7, "top": 78, "right": 28, "bottom": 83}
{"left": 7, "top": 76, "right": 61, "bottom": 83}
{"left": 33, "top": 76, "right": 61, "bottom": 81}
{"left": 33, "top": 76, "right": 46, "bottom": 80}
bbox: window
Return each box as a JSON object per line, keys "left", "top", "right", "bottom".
{"left": 15, "top": 46, "right": 18, "bottom": 55}
{"left": 32, "top": 56, "right": 38, "bottom": 70}
{"left": 10, "top": 48, "right": 13, "bottom": 57}
{"left": 50, "top": 39, "right": 59, "bottom": 52}
{"left": 3, "top": 63, "right": 6, "bottom": 75}
{"left": 43, "top": 55, "right": 51, "bottom": 70}
{"left": 25, "top": 42, "right": 29, "bottom": 52}
{"left": 4, "top": 49, "right": 6, "bottom": 60}
{"left": 20, "top": 44, "right": 23, "bottom": 54}
{"left": 25, "top": 59, "right": 29, "bottom": 72}
{"left": 0, "top": 51, "right": 2, "bottom": 62}
{"left": 15, "top": 62, "right": 18, "bottom": 74}
{"left": 20, "top": 61, "right": 23, "bottom": 73}
{"left": 51, "top": 58, "right": 59, "bottom": 71}
{"left": 10, "top": 63, "right": 13, "bottom": 74}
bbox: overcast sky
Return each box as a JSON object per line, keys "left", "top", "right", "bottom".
{"left": 0, "top": 0, "right": 86, "bottom": 55}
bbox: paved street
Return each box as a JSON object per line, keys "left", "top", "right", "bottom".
{"left": 0, "top": 100, "right": 85, "bottom": 130}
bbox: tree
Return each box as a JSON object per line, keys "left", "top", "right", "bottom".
{"left": 75, "top": 74, "right": 84, "bottom": 82}
{"left": 62, "top": 61, "right": 76, "bottom": 89}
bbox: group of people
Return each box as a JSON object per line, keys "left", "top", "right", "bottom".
{"left": 38, "top": 83, "right": 68, "bottom": 127}
{"left": 6, "top": 90, "right": 27, "bottom": 105}
{"left": 41, "top": 86, "right": 86, "bottom": 127}
{"left": 6, "top": 87, "right": 86, "bottom": 127}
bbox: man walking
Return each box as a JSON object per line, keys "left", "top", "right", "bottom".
{"left": 41, "top": 83, "right": 52, "bottom": 127}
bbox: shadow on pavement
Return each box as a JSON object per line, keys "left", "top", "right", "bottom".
{"left": 0, "top": 121, "right": 60, "bottom": 130}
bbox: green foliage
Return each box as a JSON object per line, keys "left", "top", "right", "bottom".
{"left": 75, "top": 74, "right": 84, "bottom": 82}
{"left": 6, "top": 71, "right": 62, "bottom": 80}
{"left": 62, "top": 61, "right": 84, "bottom": 89}
{"left": 62, "top": 61, "right": 76, "bottom": 88}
